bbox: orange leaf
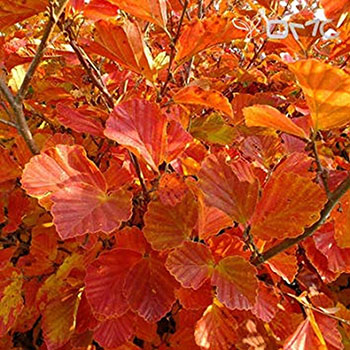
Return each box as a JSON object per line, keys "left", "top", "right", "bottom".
{"left": 21, "top": 144, "right": 106, "bottom": 203}
{"left": 0, "top": 148, "right": 21, "bottom": 183}
{"left": 51, "top": 183, "right": 132, "bottom": 239}
{"left": 85, "top": 248, "right": 141, "bottom": 317}
{"left": 173, "top": 86, "right": 233, "bottom": 119}
{"left": 211, "top": 256, "right": 258, "bottom": 310}
{"left": 320, "top": 0, "right": 350, "bottom": 19}
{"left": 284, "top": 311, "right": 343, "bottom": 350}
{"left": 251, "top": 172, "right": 327, "bottom": 241}
{"left": 194, "top": 301, "right": 238, "bottom": 350}
{"left": 332, "top": 191, "right": 350, "bottom": 247}
{"left": 42, "top": 289, "right": 80, "bottom": 350}
{"left": 175, "top": 14, "right": 246, "bottom": 64}
{"left": 94, "top": 20, "right": 156, "bottom": 81}
{"left": 302, "top": 237, "right": 339, "bottom": 284}
{"left": 0, "top": 0, "right": 47, "bottom": 30}
{"left": 124, "top": 256, "right": 178, "bottom": 322}
{"left": 289, "top": 59, "right": 350, "bottom": 130}
{"left": 165, "top": 241, "right": 214, "bottom": 290}
{"left": 243, "top": 104, "right": 308, "bottom": 139}
{"left": 143, "top": 192, "right": 198, "bottom": 250}
{"left": 0, "top": 267, "right": 23, "bottom": 336}
{"left": 104, "top": 98, "right": 167, "bottom": 171}
{"left": 199, "top": 154, "right": 259, "bottom": 224}
{"left": 107, "top": 0, "right": 167, "bottom": 28}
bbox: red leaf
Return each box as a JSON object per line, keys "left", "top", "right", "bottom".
{"left": 104, "top": 99, "right": 167, "bottom": 171}
{"left": 165, "top": 241, "right": 214, "bottom": 290}
{"left": 93, "top": 312, "right": 135, "bottom": 348}
{"left": 332, "top": 191, "right": 350, "bottom": 247}
{"left": 284, "top": 311, "right": 343, "bottom": 350}
{"left": 21, "top": 144, "right": 106, "bottom": 203}
{"left": 158, "top": 173, "right": 189, "bottom": 207}
{"left": 0, "top": 148, "right": 21, "bottom": 183}
{"left": 252, "top": 283, "right": 279, "bottom": 323}
{"left": 56, "top": 103, "right": 105, "bottom": 137}
{"left": 85, "top": 248, "right": 141, "bottom": 317}
{"left": 51, "top": 183, "right": 132, "bottom": 239}
{"left": 211, "top": 256, "right": 258, "bottom": 310}
{"left": 313, "top": 222, "right": 350, "bottom": 274}
{"left": 123, "top": 256, "right": 178, "bottom": 322}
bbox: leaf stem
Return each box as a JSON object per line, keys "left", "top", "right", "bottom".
{"left": 252, "top": 175, "right": 350, "bottom": 266}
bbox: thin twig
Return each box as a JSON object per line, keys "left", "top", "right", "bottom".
{"left": 0, "top": 118, "right": 17, "bottom": 128}
{"left": 16, "top": 0, "right": 69, "bottom": 101}
{"left": 62, "top": 22, "right": 150, "bottom": 200}
{"left": 158, "top": 0, "right": 189, "bottom": 99}
{"left": 252, "top": 175, "right": 350, "bottom": 266}
{"left": 311, "top": 138, "right": 331, "bottom": 198}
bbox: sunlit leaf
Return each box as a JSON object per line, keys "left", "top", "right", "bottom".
{"left": 243, "top": 104, "right": 308, "bottom": 139}
{"left": 289, "top": 59, "right": 350, "bottom": 130}
{"left": 107, "top": 0, "right": 167, "bottom": 28}
{"left": 175, "top": 14, "right": 246, "bottom": 64}
{"left": 173, "top": 86, "right": 233, "bottom": 119}
{"left": 94, "top": 20, "right": 156, "bottom": 81}
{"left": 194, "top": 301, "right": 238, "bottom": 350}
{"left": 51, "top": 183, "right": 133, "bottom": 239}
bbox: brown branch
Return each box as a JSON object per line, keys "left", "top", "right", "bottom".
{"left": 252, "top": 175, "right": 350, "bottom": 266}
{"left": 0, "top": 78, "right": 39, "bottom": 154}
{"left": 16, "top": 0, "right": 69, "bottom": 101}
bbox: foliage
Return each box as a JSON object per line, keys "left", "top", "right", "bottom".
{"left": 1, "top": 0, "right": 350, "bottom": 349}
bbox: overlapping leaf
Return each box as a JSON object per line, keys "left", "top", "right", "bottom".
{"left": 104, "top": 98, "right": 167, "bottom": 171}
{"left": 194, "top": 301, "right": 238, "bottom": 350}
{"left": 243, "top": 104, "right": 308, "bottom": 139}
{"left": 94, "top": 20, "right": 156, "bottom": 81}
{"left": 22, "top": 145, "right": 133, "bottom": 239}
{"left": 85, "top": 248, "right": 141, "bottom": 317}
{"left": 173, "top": 86, "right": 234, "bottom": 119}
{"left": 251, "top": 172, "right": 327, "bottom": 241}
{"left": 56, "top": 104, "right": 104, "bottom": 137}
{"left": 175, "top": 14, "right": 247, "bottom": 64}
{"left": 107, "top": 0, "right": 167, "bottom": 28}
{"left": 165, "top": 242, "right": 214, "bottom": 290}
{"left": 143, "top": 192, "right": 198, "bottom": 250}
{"left": 199, "top": 154, "right": 259, "bottom": 224}
{"left": 124, "top": 256, "right": 178, "bottom": 322}
{"left": 289, "top": 59, "right": 350, "bottom": 130}
{"left": 211, "top": 256, "right": 258, "bottom": 310}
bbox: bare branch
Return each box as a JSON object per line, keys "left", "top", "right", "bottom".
{"left": 16, "top": 0, "right": 70, "bottom": 101}
{"left": 0, "top": 77, "right": 39, "bottom": 154}
{"left": 0, "top": 118, "right": 17, "bottom": 128}
{"left": 252, "top": 175, "right": 350, "bottom": 266}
